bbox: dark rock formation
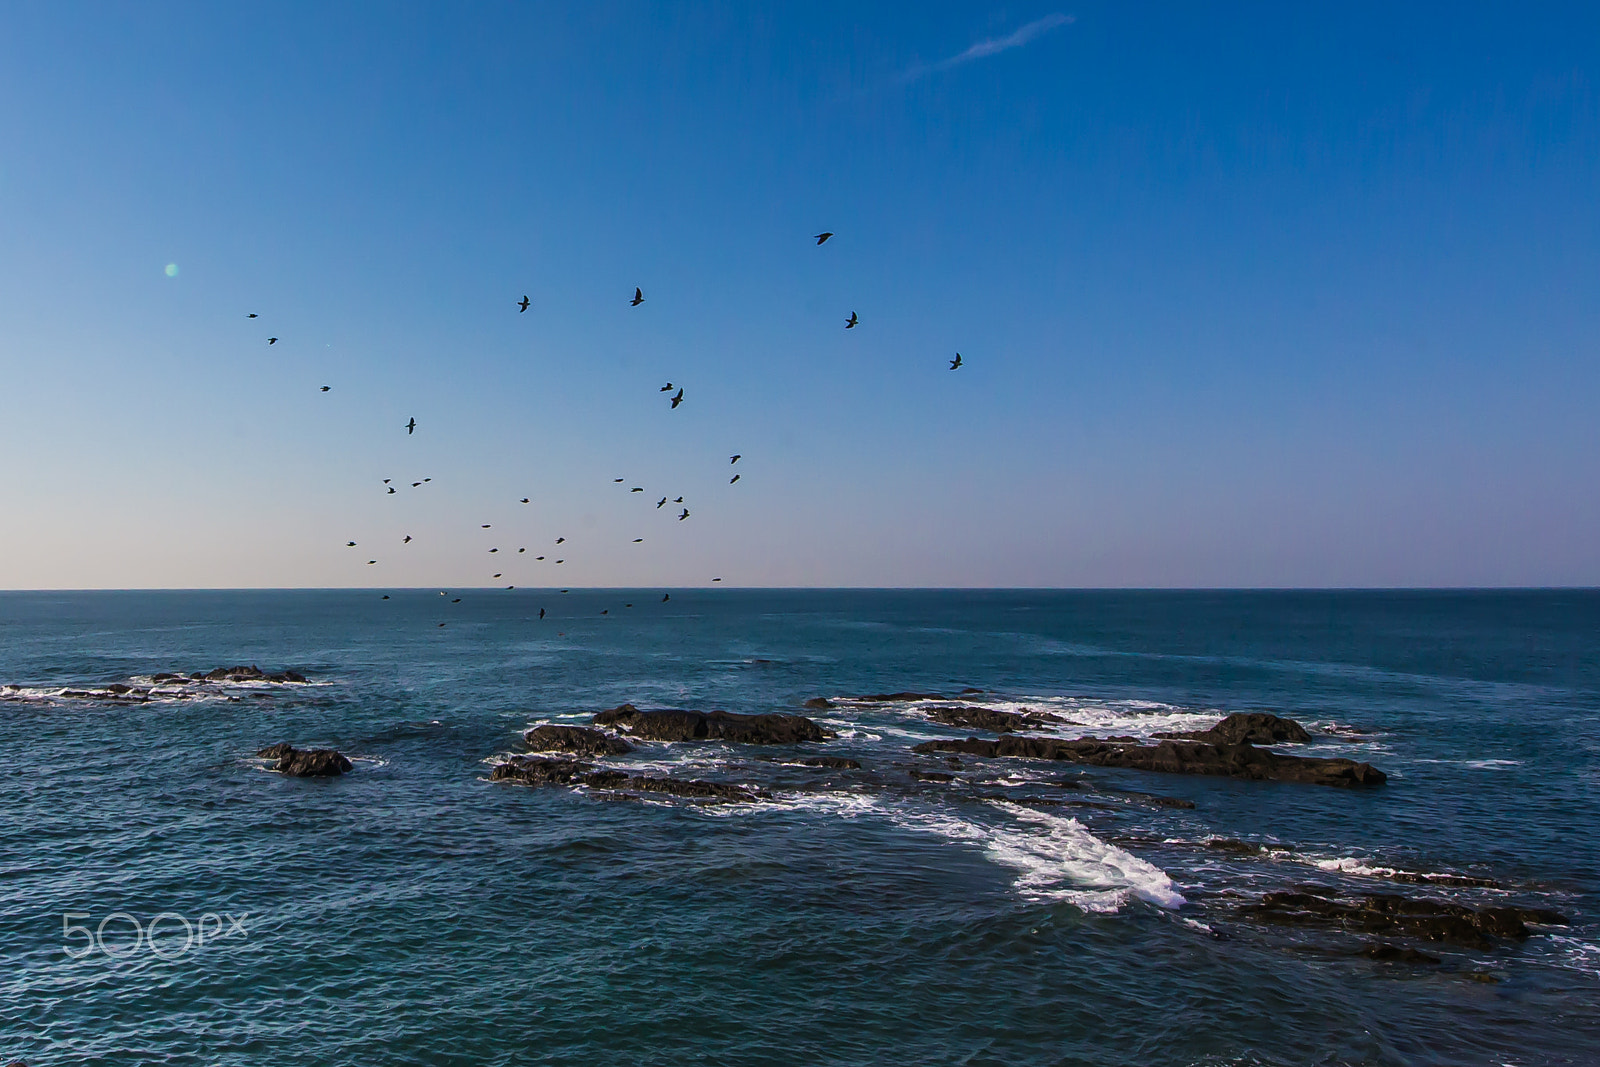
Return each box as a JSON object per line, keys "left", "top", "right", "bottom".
{"left": 853, "top": 691, "right": 943, "bottom": 702}
{"left": 523, "top": 724, "right": 633, "bottom": 756}
{"left": 924, "top": 705, "right": 1063, "bottom": 733}
{"left": 912, "top": 735, "right": 1386, "bottom": 787}
{"left": 492, "top": 756, "right": 759, "bottom": 801}
{"left": 1207, "top": 838, "right": 1265, "bottom": 854}
{"left": 593, "top": 704, "right": 833, "bottom": 744}
{"left": 1155, "top": 712, "right": 1312, "bottom": 746}
{"left": 258, "top": 744, "right": 351, "bottom": 777}
{"left": 803, "top": 697, "right": 834, "bottom": 710}
{"left": 909, "top": 769, "right": 955, "bottom": 782}
{"left": 1241, "top": 890, "right": 1567, "bottom": 947}
{"left": 1358, "top": 943, "right": 1441, "bottom": 964}
{"left": 205, "top": 665, "right": 308, "bottom": 683}
{"left": 762, "top": 755, "right": 861, "bottom": 769}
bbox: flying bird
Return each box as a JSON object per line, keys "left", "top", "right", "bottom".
{"left": 630, "top": 487, "right": 643, "bottom": 493}
{"left": 555, "top": 537, "right": 565, "bottom": 544}
{"left": 632, "top": 538, "right": 643, "bottom": 543}
{"left": 403, "top": 536, "right": 412, "bottom": 543}
{"left": 555, "top": 559, "right": 564, "bottom": 564}
{"left": 247, "top": 313, "right": 258, "bottom": 318}
{"left": 482, "top": 525, "right": 492, "bottom": 528}
{"left": 347, "top": 542, "right": 357, "bottom": 547}
{"left": 382, "top": 595, "right": 390, "bottom": 599}
{"left": 950, "top": 353, "right": 962, "bottom": 370}
{"left": 536, "top": 556, "right": 544, "bottom": 560}
{"left": 268, "top": 337, "right": 278, "bottom": 344}
{"left": 406, "top": 418, "right": 416, "bottom": 434}
{"left": 320, "top": 386, "right": 330, "bottom": 392}
{"left": 631, "top": 287, "right": 644, "bottom": 306}
{"left": 730, "top": 474, "right": 740, "bottom": 484}
{"left": 387, "top": 487, "right": 396, "bottom": 494}
{"left": 674, "top": 497, "right": 683, "bottom": 503}
{"left": 601, "top": 609, "right": 608, "bottom": 615}
{"left": 518, "top": 548, "right": 525, "bottom": 553}
{"left": 538, "top": 608, "right": 545, "bottom": 619}
{"left": 730, "top": 455, "right": 741, "bottom": 464}
{"left": 453, "top": 598, "right": 461, "bottom": 603}
{"left": 845, "top": 312, "right": 858, "bottom": 329}
{"left": 657, "top": 497, "right": 667, "bottom": 508}
{"left": 670, "top": 388, "right": 684, "bottom": 409}
{"left": 489, "top": 548, "right": 499, "bottom": 553}
{"left": 518, "top": 295, "right": 531, "bottom": 312}
{"left": 368, "top": 560, "right": 377, "bottom": 565}
{"left": 384, "top": 479, "right": 391, "bottom": 484}
{"left": 660, "top": 382, "right": 673, "bottom": 392}
{"left": 521, "top": 498, "right": 529, "bottom": 504}
{"left": 814, "top": 232, "right": 833, "bottom": 245}
{"left": 412, "top": 482, "right": 422, "bottom": 487}
{"left": 493, "top": 573, "right": 502, "bottom": 579}
{"left": 679, "top": 508, "right": 690, "bottom": 521}
{"left": 438, "top": 623, "right": 446, "bottom": 627}
{"left": 662, "top": 593, "right": 671, "bottom": 602}
{"left": 712, "top": 577, "right": 722, "bottom": 582}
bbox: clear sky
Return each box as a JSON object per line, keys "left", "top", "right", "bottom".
{"left": 1, "top": 3, "right": 1597, "bottom": 589}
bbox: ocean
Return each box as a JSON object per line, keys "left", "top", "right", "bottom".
{"left": 0, "top": 589, "right": 1595, "bottom": 1066}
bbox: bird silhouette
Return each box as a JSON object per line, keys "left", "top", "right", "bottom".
{"left": 482, "top": 525, "right": 491, "bottom": 528}
{"left": 368, "top": 560, "right": 377, "bottom": 565}
{"left": 387, "top": 487, "right": 396, "bottom": 494}
{"left": 268, "top": 337, "right": 278, "bottom": 344}
{"left": 438, "top": 622, "right": 446, "bottom": 627}
{"left": 674, "top": 497, "right": 683, "bottom": 503}
{"left": 538, "top": 608, "right": 545, "bottom": 619}
{"left": 601, "top": 609, "right": 608, "bottom": 615}
{"left": 347, "top": 542, "right": 357, "bottom": 547}
{"left": 950, "top": 353, "right": 962, "bottom": 370}
{"left": 660, "top": 382, "right": 674, "bottom": 391}
{"left": 518, "top": 548, "right": 526, "bottom": 553}
{"left": 555, "top": 559, "right": 564, "bottom": 564}
{"left": 453, "top": 598, "right": 461, "bottom": 603}
{"left": 521, "top": 498, "right": 530, "bottom": 503}
{"left": 412, "top": 482, "right": 422, "bottom": 487}
{"left": 507, "top": 585, "right": 514, "bottom": 590}
{"left": 320, "top": 386, "right": 330, "bottom": 392}
{"left": 518, "top": 295, "right": 531, "bottom": 312}
{"left": 632, "top": 538, "right": 643, "bottom": 543}
{"left": 679, "top": 508, "right": 690, "bottom": 521}
{"left": 657, "top": 497, "right": 667, "bottom": 508}
{"left": 536, "top": 556, "right": 544, "bottom": 560}
{"left": 493, "top": 573, "right": 502, "bottom": 578}
{"left": 845, "top": 312, "right": 858, "bottom": 329}
{"left": 730, "top": 454, "right": 741, "bottom": 464}
{"left": 814, "top": 232, "right": 833, "bottom": 245}
{"left": 670, "top": 388, "right": 684, "bottom": 409}
{"left": 403, "top": 536, "right": 412, "bottom": 543}
{"left": 406, "top": 418, "right": 416, "bottom": 434}
{"left": 630, "top": 487, "right": 643, "bottom": 493}
{"left": 424, "top": 478, "right": 431, "bottom": 482}
{"left": 614, "top": 478, "right": 624, "bottom": 483}
{"left": 631, "top": 287, "right": 644, "bottom": 306}
{"left": 384, "top": 479, "right": 391, "bottom": 484}
{"left": 712, "top": 577, "right": 722, "bottom": 582}
{"left": 490, "top": 548, "right": 499, "bottom": 553}
{"left": 382, "top": 594, "right": 390, "bottom": 599}
{"left": 555, "top": 537, "right": 565, "bottom": 544}
{"left": 730, "top": 474, "right": 740, "bottom": 484}
{"left": 247, "top": 313, "right": 258, "bottom": 318}
{"left": 662, "top": 593, "right": 671, "bottom": 602}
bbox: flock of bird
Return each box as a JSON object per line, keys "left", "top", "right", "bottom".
{"left": 250, "top": 230, "right": 962, "bottom": 625}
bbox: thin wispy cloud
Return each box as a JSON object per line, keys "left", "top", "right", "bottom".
{"left": 903, "top": 13, "right": 1076, "bottom": 83}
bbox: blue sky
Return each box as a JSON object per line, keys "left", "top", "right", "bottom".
{"left": 1, "top": 2, "right": 1596, "bottom": 588}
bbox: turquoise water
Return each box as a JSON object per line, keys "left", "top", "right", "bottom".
{"left": 0, "top": 589, "right": 1596, "bottom": 1065}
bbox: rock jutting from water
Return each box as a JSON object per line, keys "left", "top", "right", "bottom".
{"left": 911, "top": 735, "right": 1386, "bottom": 787}
{"left": 1153, "top": 712, "right": 1312, "bottom": 745}
{"left": 523, "top": 724, "right": 634, "bottom": 756}
{"left": 924, "top": 705, "right": 1064, "bottom": 733}
{"left": 592, "top": 704, "right": 834, "bottom": 744}
{"left": 491, "top": 756, "right": 760, "bottom": 802}
{"left": 1241, "top": 889, "right": 1567, "bottom": 948}
{"left": 257, "top": 743, "right": 352, "bottom": 777}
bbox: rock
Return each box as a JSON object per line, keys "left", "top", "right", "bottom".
{"left": 925, "top": 705, "right": 1061, "bottom": 733}
{"left": 106, "top": 683, "right": 131, "bottom": 694}
{"left": 260, "top": 744, "right": 351, "bottom": 777}
{"left": 1155, "top": 712, "right": 1312, "bottom": 746}
{"left": 203, "top": 665, "right": 308, "bottom": 684}
{"left": 523, "top": 724, "right": 633, "bottom": 756}
{"left": 909, "top": 769, "right": 955, "bottom": 782}
{"left": 1389, "top": 871, "right": 1501, "bottom": 889}
{"left": 598, "top": 775, "right": 758, "bottom": 802}
{"left": 1207, "top": 838, "right": 1264, "bottom": 854}
{"left": 912, "top": 735, "right": 1386, "bottom": 787}
{"left": 492, "top": 756, "right": 592, "bottom": 785}
{"left": 803, "top": 697, "right": 834, "bottom": 710}
{"left": 960, "top": 687, "right": 986, "bottom": 694}
{"left": 1240, "top": 891, "right": 1563, "bottom": 947}
{"left": 592, "top": 704, "right": 834, "bottom": 744}
{"left": 854, "top": 691, "right": 943, "bottom": 702}
{"left": 786, "top": 756, "right": 861, "bottom": 769}
{"left": 1358, "top": 943, "right": 1440, "bottom": 964}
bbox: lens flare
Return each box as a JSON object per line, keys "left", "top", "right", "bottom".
{"left": 164, "top": 263, "right": 179, "bottom": 277}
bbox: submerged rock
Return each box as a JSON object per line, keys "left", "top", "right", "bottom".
{"left": 853, "top": 691, "right": 943, "bottom": 702}
{"left": 1155, "top": 712, "right": 1312, "bottom": 746}
{"left": 1241, "top": 890, "right": 1567, "bottom": 947}
{"left": 592, "top": 704, "right": 833, "bottom": 744}
{"left": 523, "top": 724, "right": 633, "bottom": 756}
{"left": 924, "top": 705, "right": 1063, "bottom": 733}
{"left": 258, "top": 744, "right": 351, "bottom": 777}
{"left": 912, "top": 735, "right": 1386, "bottom": 787}
{"left": 205, "top": 665, "right": 308, "bottom": 683}
{"left": 491, "top": 756, "right": 759, "bottom": 801}
{"left": 1358, "top": 943, "right": 1441, "bottom": 964}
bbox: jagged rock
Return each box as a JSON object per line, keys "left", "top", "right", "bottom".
{"left": 259, "top": 744, "right": 351, "bottom": 777}
{"left": 925, "top": 705, "right": 1062, "bottom": 733}
{"left": 1358, "top": 943, "right": 1441, "bottom": 964}
{"left": 1207, "top": 838, "right": 1264, "bottom": 854}
{"left": 204, "top": 665, "right": 308, "bottom": 684}
{"left": 1155, "top": 712, "right": 1312, "bottom": 746}
{"left": 594, "top": 775, "right": 759, "bottom": 802}
{"left": 761, "top": 755, "right": 861, "bottom": 769}
{"left": 1241, "top": 891, "right": 1566, "bottom": 947}
{"left": 492, "top": 756, "right": 592, "bottom": 785}
{"left": 912, "top": 735, "right": 1386, "bottom": 787}
{"left": 803, "top": 697, "right": 834, "bottom": 710}
{"left": 523, "top": 724, "right": 633, "bottom": 756}
{"left": 592, "top": 704, "right": 833, "bottom": 743}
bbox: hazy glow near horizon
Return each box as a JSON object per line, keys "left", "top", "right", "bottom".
{"left": 0, "top": 4, "right": 1597, "bottom": 589}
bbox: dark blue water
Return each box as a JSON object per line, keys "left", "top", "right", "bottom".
{"left": 1, "top": 590, "right": 1596, "bottom": 1065}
